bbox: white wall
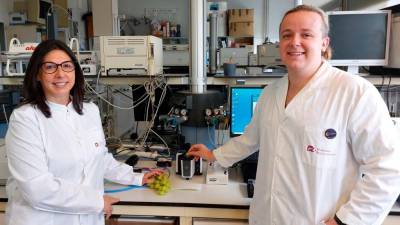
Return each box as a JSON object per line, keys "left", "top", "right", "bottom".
{"left": 118, "top": 0, "right": 190, "bottom": 38}
{"left": 265, "top": 0, "right": 296, "bottom": 42}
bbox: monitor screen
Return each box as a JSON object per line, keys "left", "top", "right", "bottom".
{"left": 230, "top": 87, "right": 263, "bottom": 137}
{"left": 328, "top": 10, "right": 391, "bottom": 67}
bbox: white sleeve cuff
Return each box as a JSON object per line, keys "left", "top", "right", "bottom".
{"left": 213, "top": 147, "right": 232, "bottom": 168}
{"left": 132, "top": 173, "right": 144, "bottom": 186}
{"left": 336, "top": 208, "right": 364, "bottom": 225}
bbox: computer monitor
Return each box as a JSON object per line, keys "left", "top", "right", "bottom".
{"left": 327, "top": 10, "right": 391, "bottom": 73}
{"left": 230, "top": 86, "right": 263, "bottom": 137}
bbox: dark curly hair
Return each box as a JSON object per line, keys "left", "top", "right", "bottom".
{"left": 22, "top": 39, "right": 85, "bottom": 118}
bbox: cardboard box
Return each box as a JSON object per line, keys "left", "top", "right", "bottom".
{"left": 13, "top": 1, "right": 27, "bottom": 13}
{"left": 229, "top": 22, "right": 253, "bottom": 37}
{"left": 53, "top": 0, "right": 69, "bottom": 28}
{"left": 228, "top": 9, "right": 254, "bottom": 23}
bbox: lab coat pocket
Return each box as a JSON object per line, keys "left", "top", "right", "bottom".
{"left": 302, "top": 126, "right": 338, "bottom": 170}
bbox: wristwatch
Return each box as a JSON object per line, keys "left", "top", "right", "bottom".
{"left": 334, "top": 214, "right": 347, "bottom": 225}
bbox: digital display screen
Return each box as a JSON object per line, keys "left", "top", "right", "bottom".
{"left": 230, "top": 87, "right": 263, "bottom": 136}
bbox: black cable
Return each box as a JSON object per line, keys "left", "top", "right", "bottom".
{"left": 112, "top": 87, "right": 133, "bottom": 100}
{"left": 114, "top": 148, "right": 130, "bottom": 156}
{"left": 380, "top": 75, "right": 385, "bottom": 91}
{"left": 387, "top": 76, "right": 391, "bottom": 111}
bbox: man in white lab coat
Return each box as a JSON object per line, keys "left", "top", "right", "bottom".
{"left": 188, "top": 5, "right": 400, "bottom": 225}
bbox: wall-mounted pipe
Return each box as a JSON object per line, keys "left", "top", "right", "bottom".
{"left": 189, "top": 0, "right": 206, "bottom": 94}
{"left": 209, "top": 12, "right": 218, "bottom": 75}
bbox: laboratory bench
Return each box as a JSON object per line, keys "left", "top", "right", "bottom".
{"left": 1, "top": 159, "right": 400, "bottom": 225}
{"left": 0, "top": 161, "right": 250, "bottom": 225}
{"left": 102, "top": 161, "right": 250, "bottom": 225}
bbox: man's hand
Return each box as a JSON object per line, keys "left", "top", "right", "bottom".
{"left": 187, "top": 144, "right": 216, "bottom": 161}
{"left": 103, "top": 195, "right": 119, "bottom": 220}
{"left": 323, "top": 218, "right": 339, "bottom": 225}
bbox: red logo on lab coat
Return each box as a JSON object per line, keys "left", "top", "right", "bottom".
{"left": 306, "top": 144, "right": 335, "bottom": 156}
{"left": 307, "top": 145, "right": 316, "bottom": 152}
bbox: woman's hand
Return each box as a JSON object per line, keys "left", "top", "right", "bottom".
{"left": 187, "top": 144, "right": 216, "bottom": 162}
{"left": 103, "top": 195, "right": 119, "bottom": 220}
{"left": 142, "top": 169, "right": 164, "bottom": 185}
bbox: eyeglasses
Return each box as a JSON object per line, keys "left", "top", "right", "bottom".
{"left": 40, "top": 61, "right": 75, "bottom": 74}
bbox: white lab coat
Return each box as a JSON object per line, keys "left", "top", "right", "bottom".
{"left": 214, "top": 61, "right": 400, "bottom": 225}
{"left": 5, "top": 101, "right": 144, "bottom": 225}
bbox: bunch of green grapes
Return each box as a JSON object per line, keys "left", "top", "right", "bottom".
{"left": 148, "top": 174, "right": 171, "bottom": 195}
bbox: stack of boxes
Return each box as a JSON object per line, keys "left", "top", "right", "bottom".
{"left": 228, "top": 9, "right": 254, "bottom": 37}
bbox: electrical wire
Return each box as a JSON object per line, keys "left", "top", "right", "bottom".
{"left": 104, "top": 86, "right": 133, "bottom": 106}
{"left": 111, "top": 87, "right": 133, "bottom": 100}
{"left": 2, "top": 104, "right": 8, "bottom": 124}
{"left": 139, "top": 87, "right": 167, "bottom": 145}
{"left": 131, "top": 84, "right": 145, "bottom": 93}
{"left": 85, "top": 73, "right": 169, "bottom": 149}
{"left": 95, "top": 65, "right": 102, "bottom": 91}
{"left": 104, "top": 185, "right": 145, "bottom": 193}
{"left": 136, "top": 76, "right": 168, "bottom": 147}
{"left": 207, "top": 124, "right": 216, "bottom": 148}
{"left": 217, "top": 127, "right": 220, "bottom": 146}
{"left": 387, "top": 76, "right": 392, "bottom": 115}
{"left": 85, "top": 80, "right": 149, "bottom": 110}
{"left": 47, "top": 4, "right": 71, "bottom": 19}
{"left": 114, "top": 147, "right": 130, "bottom": 156}
{"left": 219, "top": 123, "right": 229, "bottom": 146}
{"left": 149, "top": 128, "right": 170, "bottom": 156}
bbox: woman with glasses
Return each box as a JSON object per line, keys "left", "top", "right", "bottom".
{"left": 4, "top": 39, "right": 161, "bottom": 225}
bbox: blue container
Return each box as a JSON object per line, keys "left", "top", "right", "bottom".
{"left": 223, "top": 63, "right": 236, "bottom": 76}
{"left": 0, "top": 123, "right": 8, "bottom": 138}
